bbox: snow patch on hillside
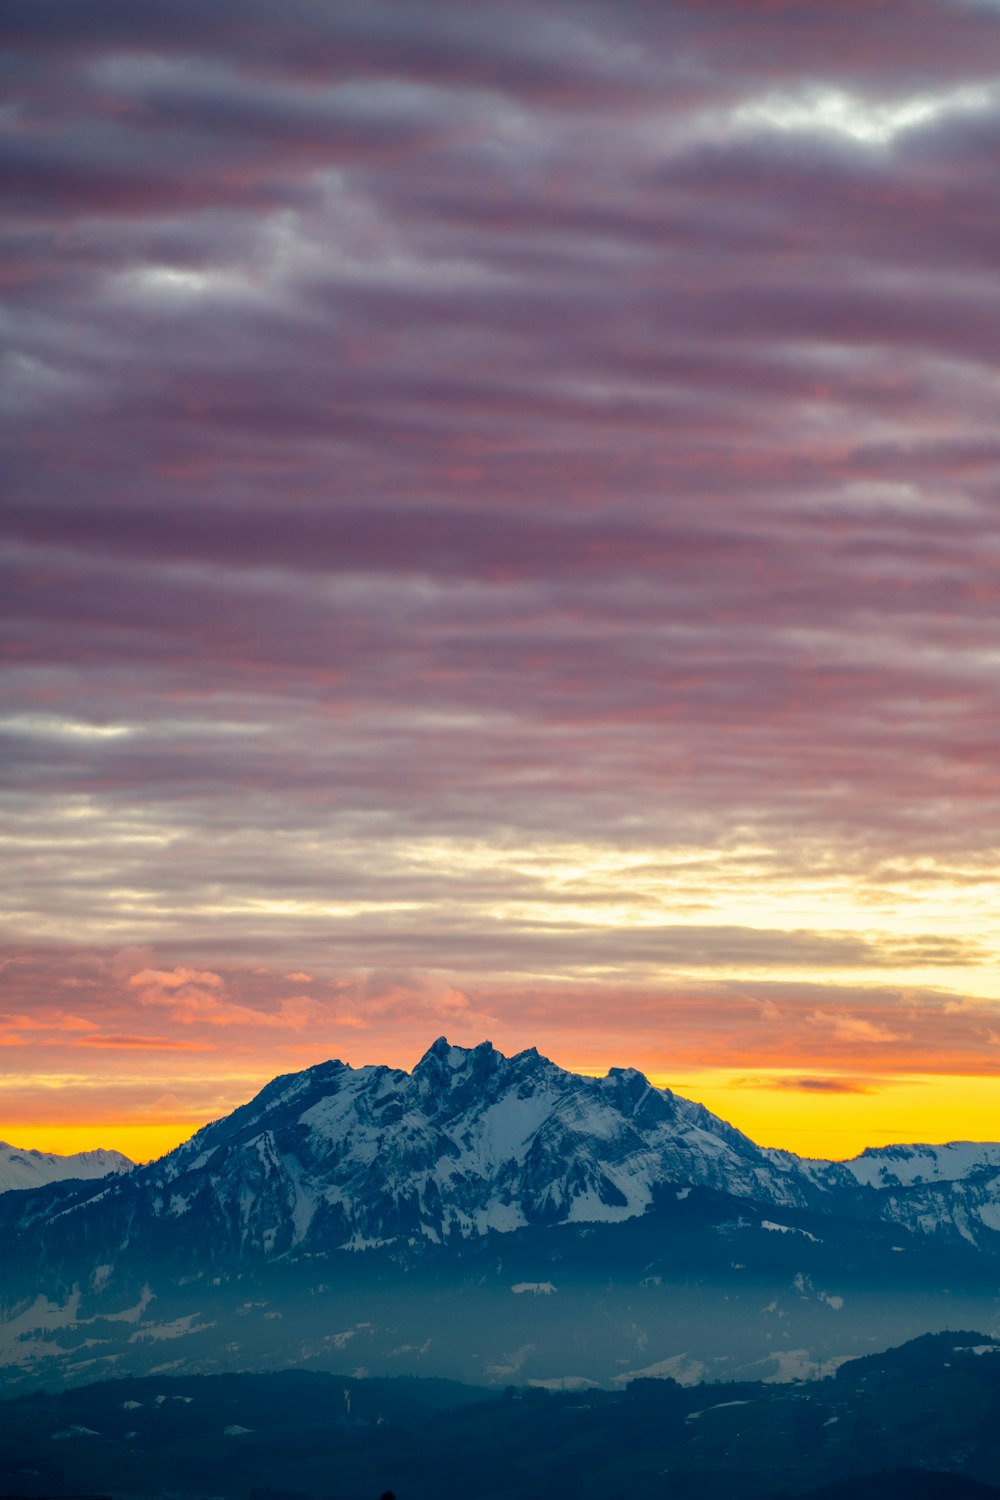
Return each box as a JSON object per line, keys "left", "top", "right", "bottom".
{"left": 844, "top": 1142, "right": 1000, "bottom": 1189}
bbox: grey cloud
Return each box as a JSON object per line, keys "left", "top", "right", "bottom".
{"left": 4, "top": 0, "right": 1000, "bottom": 1017}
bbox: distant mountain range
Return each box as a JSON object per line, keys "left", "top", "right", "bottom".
{"left": 0, "top": 1141, "right": 133, "bottom": 1195}
{"left": 1, "top": 1039, "right": 999, "bottom": 1391}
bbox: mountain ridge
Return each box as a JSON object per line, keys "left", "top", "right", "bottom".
{"left": 1, "top": 1037, "right": 999, "bottom": 1392}
{"left": 151, "top": 1035, "right": 837, "bottom": 1250}
{"left": 0, "top": 1141, "right": 133, "bottom": 1196}
{"left": 151, "top": 1035, "right": 1000, "bottom": 1248}
{"left": 6, "top": 1037, "right": 999, "bottom": 1256}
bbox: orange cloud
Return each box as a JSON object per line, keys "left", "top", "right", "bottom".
{"left": 128, "top": 966, "right": 226, "bottom": 1011}
{"left": 76, "top": 1033, "right": 212, "bottom": 1051}
{"left": 809, "top": 1011, "right": 902, "bottom": 1044}
{"left": 730, "top": 1074, "right": 881, "bottom": 1096}
{"left": 57, "top": 1014, "right": 101, "bottom": 1033}
{"left": 125, "top": 964, "right": 355, "bottom": 1035}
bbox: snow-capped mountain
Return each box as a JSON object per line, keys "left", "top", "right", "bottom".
{"left": 842, "top": 1141, "right": 1000, "bottom": 1190}
{"left": 1, "top": 1040, "right": 998, "bottom": 1269}
{"left": 149, "top": 1035, "right": 832, "bottom": 1253}
{"left": 0, "top": 1141, "right": 132, "bottom": 1195}
{"left": 136, "top": 1038, "right": 1000, "bottom": 1255}
{"left": 835, "top": 1141, "right": 1000, "bottom": 1248}
{"left": 1, "top": 1039, "right": 999, "bottom": 1393}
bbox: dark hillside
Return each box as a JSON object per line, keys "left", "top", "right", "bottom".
{"left": 3, "top": 1333, "right": 1000, "bottom": 1500}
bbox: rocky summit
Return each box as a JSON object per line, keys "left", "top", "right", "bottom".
{"left": 144, "top": 1036, "right": 829, "bottom": 1254}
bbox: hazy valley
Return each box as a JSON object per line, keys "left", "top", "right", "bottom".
{"left": 4, "top": 1333, "right": 1000, "bottom": 1500}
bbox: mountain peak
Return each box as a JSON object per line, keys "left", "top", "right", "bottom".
{"left": 416, "top": 1035, "right": 490, "bottom": 1069}
{"left": 412, "top": 1036, "right": 501, "bottom": 1086}
{"left": 131, "top": 1037, "right": 830, "bottom": 1257}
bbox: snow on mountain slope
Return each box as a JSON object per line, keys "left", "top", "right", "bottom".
{"left": 3, "top": 1040, "right": 1000, "bottom": 1394}
{"left": 842, "top": 1142, "right": 1000, "bottom": 1189}
{"left": 147, "top": 1036, "right": 822, "bottom": 1256}
{"left": 766, "top": 1141, "right": 1000, "bottom": 1250}
{"left": 3, "top": 1041, "right": 1000, "bottom": 1283}
{"left": 0, "top": 1142, "right": 133, "bottom": 1194}
{"left": 871, "top": 1171, "right": 1000, "bottom": 1245}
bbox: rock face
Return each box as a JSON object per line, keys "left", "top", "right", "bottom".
{"left": 145, "top": 1036, "right": 833, "bottom": 1257}
{"left": 0, "top": 1142, "right": 133, "bottom": 1195}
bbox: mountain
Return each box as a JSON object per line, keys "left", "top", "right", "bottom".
{"left": 144, "top": 1035, "right": 837, "bottom": 1249}
{"left": 843, "top": 1142, "right": 1000, "bottom": 1189}
{"left": 66, "top": 1036, "right": 1000, "bottom": 1254}
{"left": 0, "top": 1141, "right": 133, "bottom": 1195}
{"left": 832, "top": 1142, "right": 1000, "bottom": 1250}
{"left": 1, "top": 1038, "right": 999, "bottom": 1393}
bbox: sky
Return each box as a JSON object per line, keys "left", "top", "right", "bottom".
{"left": 4, "top": 0, "right": 1000, "bottom": 1164}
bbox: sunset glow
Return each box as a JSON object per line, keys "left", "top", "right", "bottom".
{"left": 3, "top": 0, "right": 1000, "bottom": 1164}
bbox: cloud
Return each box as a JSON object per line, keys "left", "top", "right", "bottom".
{"left": 789, "top": 1077, "right": 877, "bottom": 1094}
{"left": 125, "top": 966, "right": 341, "bottom": 1033}
{"left": 76, "top": 1033, "right": 212, "bottom": 1051}
{"left": 809, "top": 1011, "right": 902, "bottom": 1044}
{"left": 782, "top": 1077, "right": 879, "bottom": 1095}
{"left": 4, "top": 0, "right": 1000, "bottom": 1125}
{"left": 128, "top": 967, "right": 226, "bottom": 1003}
{"left": 729, "top": 1074, "right": 880, "bottom": 1095}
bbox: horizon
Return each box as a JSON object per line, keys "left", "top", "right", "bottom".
{"left": 4, "top": 0, "right": 1000, "bottom": 1163}
{"left": 8, "top": 1036, "right": 999, "bottom": 1167}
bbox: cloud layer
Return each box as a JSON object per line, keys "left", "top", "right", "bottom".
{"left": 3, "top": 0, "right": 1000, "bottom": 1139}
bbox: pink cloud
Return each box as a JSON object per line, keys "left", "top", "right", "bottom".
{"left": 4, "top": 0, "right": 1000, "bottom": 1138}
{"left": 809, "top": 1011, "right": 903, "bottom": 1044}
{"left": 76, "top": 1033, "right": 212, "bottom": 1052}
